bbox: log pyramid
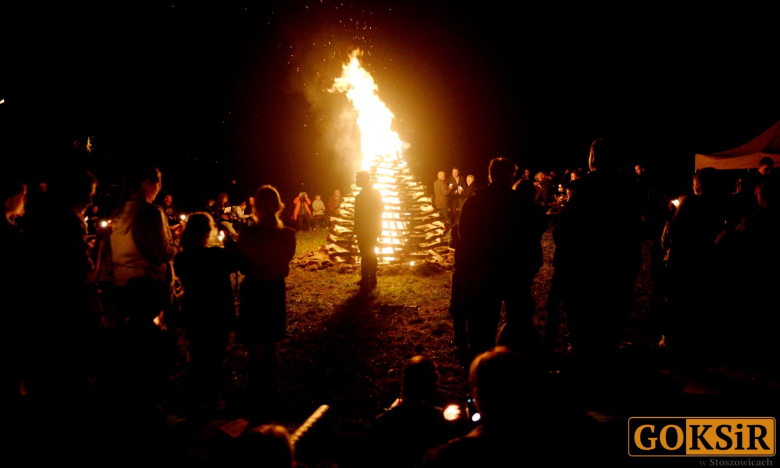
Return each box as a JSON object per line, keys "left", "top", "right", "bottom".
{"left": 324, "top": 155, "right": 448, "bottom": 265}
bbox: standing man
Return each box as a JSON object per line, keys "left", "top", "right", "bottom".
{"left": 354, "top": 171, "right": 383, "bottom": 289}
{"left": 433, "top": 171, "right": 449, "bottom": 228}
{"left": 556, "top": 138, "right": 643, "bottom": 375}
{"left": 447, "top": 167, "right": 465, "bottom": 225}
{"left": 326, "top": 189, "right": 343, "bottom": 228}
{"left": 457, "top": 158, "right": 547, "bottom": 357}
{"left": 461, "top": 174, "right": 476, "bottom": 199}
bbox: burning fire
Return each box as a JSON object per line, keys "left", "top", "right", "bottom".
{"left": 326, "top": 50, "right": 444, "bottom": 265}
{"left": 330, "top": 49, "right": 411, "bottom": 262}
{"left": 330, "top": 49, "right": 404, "bottom": 172}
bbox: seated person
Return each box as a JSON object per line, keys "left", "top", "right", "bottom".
{"left": 420, "top": 346, "right": 593, "bottom": 466}
{"left": 368, "top": 356, "right": 457, "bottom": 468}
{"left": 162, "top": 194, "right": 183, "bottom": 238}
{"left": 230, "top": 424, "right": 307, "bottom": 467}
{"left": 211, "top": 192, "right": 238, "bottom": 241}
{"left": 234, "top": 196, "right": 256, "bottom": 230}
{"left": 311, "top": 194, "right": 326, "bottom": 230}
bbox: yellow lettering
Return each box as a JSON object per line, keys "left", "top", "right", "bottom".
{"left": 635, "top": 424, "right": 657, "bottom": 450}
{"left": 660, "top": 424, "right": 684, "bottom": 451}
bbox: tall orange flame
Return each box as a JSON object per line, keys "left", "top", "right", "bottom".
{"left": 330, "top": 49, "right": 404, "bottom": 171}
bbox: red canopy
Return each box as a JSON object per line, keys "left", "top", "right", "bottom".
{"left": 695, "top": 120, "right": 780, "bottom": 170}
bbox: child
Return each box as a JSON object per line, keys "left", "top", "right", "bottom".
{"left": 174, "top": 212, "right": 240, "bottom": 414}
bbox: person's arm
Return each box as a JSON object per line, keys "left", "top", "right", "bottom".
{"left": 283, "top": 228, "right": 297, "bottom": 263}
{"left": 434, "top": 181, "right": 444, "bottom": 200}
{"left": 86, "top": 232, "right": 108, "bottom": 283}
{"left": 133, "top": 204, "right": 178, "bottom": 265}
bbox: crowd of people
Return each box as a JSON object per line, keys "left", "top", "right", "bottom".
{"left": 1, "top": 141, "right": 778, "bottom": 465}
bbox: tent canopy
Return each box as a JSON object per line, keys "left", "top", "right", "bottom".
{"left": 695, "top": 120, "right": 780, "bottom": 171}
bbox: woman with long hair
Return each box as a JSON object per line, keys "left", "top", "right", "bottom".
{"left": 110, "top": 162, "right": 178, "bottom": 323}
{"left": 235, "top": 185, "right": 296, "bottom": 422}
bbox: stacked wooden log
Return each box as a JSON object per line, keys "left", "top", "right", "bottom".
{"left": 323, "top": 156, "right": 448, "bottom": 265}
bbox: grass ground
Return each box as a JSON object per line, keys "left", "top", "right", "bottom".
{"left": 213, "top": 227, "right": 656, "bottom": 458}
{"left": 97, "top": 225, "right": 658, "bottom": 465}
{"left": 93, "top": 225, "right": 779, "bottom": 467}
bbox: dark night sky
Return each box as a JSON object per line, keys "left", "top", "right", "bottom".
{"left": 2, "top": 2, "right": 779, "bottom": 211}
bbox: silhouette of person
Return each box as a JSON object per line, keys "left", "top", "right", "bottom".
{"left": 728, "top": 173, "right": 780, "bottom": 374}
{"left": 175, "top": 212, "right": 240, "bottom": 415}
{"left": 231, "top": 424, "right": 305, "bottom": 467}
{"left": 433, "top": 171, "right": 449, "bottom": 228}
{"left": 447, "top": 167, "right": 465, "bottom": 225}
{"left": 663, "top": 167, "right": 727, "bottom": 365}
{"left": 420, "top": 346, "right": 583, "bottom": 467}
{"left": 235, "top": 185, "right": 296, "bottom": 422}
{"left": 354, "top": 171, "right": 383, "bottom": 289}
{"left": 495, "top": 178, "right": 548, "bottom": 358}
{"left": 757, "top": 156, "right": 774, "bottom": 182}
{"left": 555, "top": 137, "right": 643, "bottom": 375}
{"left": 91, "top": 275, "right": 180, "bottom": 466}
{"left": 369, "top": 356, "right": 455, "bottom": 468}
{"left": 22, "top": 166, "right": 104, "bottom": 462}
{"left": 447, "top": 223, "right": 471, "bottom": 363}
{"left": 457, "top": 158, "right": 547, "bottom": 358}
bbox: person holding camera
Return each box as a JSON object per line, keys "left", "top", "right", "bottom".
{"left": 368, "top": 356, "right": 455, "bottom": 468}
{"left": 420, "top": 347, "right": 587, "bottom": 467}
{"left": 292, "top": 191, "right": 312, "bottom": 232}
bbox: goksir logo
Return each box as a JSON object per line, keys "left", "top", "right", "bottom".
{"left": 628, "top": 417, "right": 775, "bottom": 457}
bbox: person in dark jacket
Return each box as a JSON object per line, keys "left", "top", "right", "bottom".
{"left": 175, "top": 212, "right": 240, "bottom": 414}
{"left": 457, "top": 158, "right": 548, "bottom": 357}
{"left": 354, "top": 172, "right": 384, "bottom": 289}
